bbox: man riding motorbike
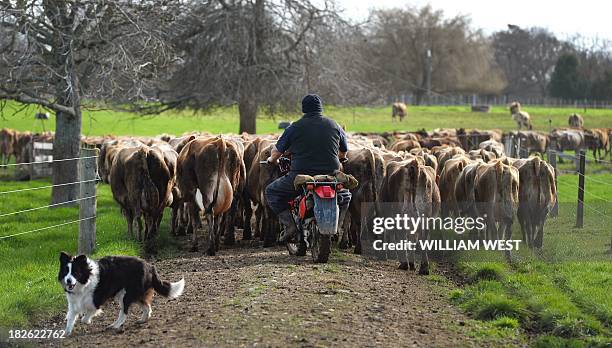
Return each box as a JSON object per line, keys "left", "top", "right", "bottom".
{"left": 265, "top": 94, "right": 350, "bottom": 242}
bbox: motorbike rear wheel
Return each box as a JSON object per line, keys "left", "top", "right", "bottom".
{"left": 311, "top": 225, "right": 331, "bottom": 263}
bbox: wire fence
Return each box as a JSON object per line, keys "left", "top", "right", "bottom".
{"left": 0, "top": 151, "right": 98, "bottom": 244}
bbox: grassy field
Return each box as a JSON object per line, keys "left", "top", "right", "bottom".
{"left": 2, "top": 102, "right": 611, "bottom": 135}
{"left": 446, "top": 173, "right": 612, "bottom": 347}
{"left": 1, "top": 103, "right": 611, "bottom": 346}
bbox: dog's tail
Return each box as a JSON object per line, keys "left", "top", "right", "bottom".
{"left": 152, "top": 268, "right": 185, "bottom": 298}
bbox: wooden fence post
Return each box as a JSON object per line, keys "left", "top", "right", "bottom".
{"left": 78, "top": 147, "right": 98, "bottom": 255}
{"left": 548, "top": 149, "right": 558, "bottom": 217}
{"left": 575, "top": 150, "right": 585, "bottom": 228}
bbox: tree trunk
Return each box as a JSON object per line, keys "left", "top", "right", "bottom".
{"left": 51, "top": 105, "right": 82, "bottom": 205}
{"left": 238, "top": 98, "right": 257, "bottom": 134}
{"left": 51, "top": 65, "right": 82, "bottom": 206}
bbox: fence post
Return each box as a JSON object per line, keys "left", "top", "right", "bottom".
{"left": 548, "top": 149, "right": 558, "bottom": 217}
{"left": 575, "top": 150, "right": 585, "bottom": 228}
{"left": 78, "top": 147, "right": 97, "bottom": 255}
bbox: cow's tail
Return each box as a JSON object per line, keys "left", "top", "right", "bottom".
{"left": 138, "top": 148, "right": 159, "bottom": 213}
{"left": 367, "top": 148, "right": 380, "bottom": 215}
{"left": 151, "top": 267, "right": 185, "bottom": 298}
{"left": 495, "top": 160, "right": 504, "bottom": 188}
{"left": 206, "top": 137, "right": 226, "bottom": 215}
{"left": 533, "top": 156, "right": 542, "bottom": 206}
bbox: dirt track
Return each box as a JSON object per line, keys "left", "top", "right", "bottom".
{"left": 31, "top": 239, "right": 516, "bottom": 347}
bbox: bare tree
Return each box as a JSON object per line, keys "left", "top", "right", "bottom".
{"left": 301, "top": 20, "right": 382, "bottom": 106}
{"left": 363, "top": 5, "right": 505, "bottom": 104}
{"left": 492, "top": 26, "right": 570, "bottom": 98}
{"left": 162, "top": 0, "right": 339, "bottom": 134}
{"left": 0, "top": 0, "right": 177, "bottom": 204}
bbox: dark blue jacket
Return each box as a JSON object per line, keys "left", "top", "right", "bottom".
{"left": 275, "top": 112, "right": 348, "bottom": 175}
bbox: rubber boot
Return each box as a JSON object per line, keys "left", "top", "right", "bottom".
{"left": 277, "top": 210, "right": 298, "bottom": 242}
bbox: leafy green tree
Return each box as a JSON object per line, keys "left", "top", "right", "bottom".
{"left": 590, "top": 71, "right": 612, "bottom": 100}
{"left": 549, "top": 54, "right": 581, "bottom": 99}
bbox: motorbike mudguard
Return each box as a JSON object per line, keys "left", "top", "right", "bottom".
{"left": 312, "top": 194, "right": 339, "bottom": 235}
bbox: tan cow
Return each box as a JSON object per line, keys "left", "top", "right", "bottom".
{"left": 176, "top": 136, "right": 242, "bottom": 254}
{"left": 380, "top": 158, "right": 440, "bottom": 274}
{"left": 391, "top": 102, "right": 407, "bottom": 121}
{"left": 474, "top": 160, "right": 519, "bottom": 253}
{"left": 568, "top": 113, "right": 584, "bottom": 128}
{"left": 510, "top": 102, "right": 532, "bottom": 130}
{"left": 512, "top": 156, "right": 556, "bottom": 249}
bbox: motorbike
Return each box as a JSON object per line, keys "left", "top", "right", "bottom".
{"left": 260, "top": 156, "right": 350, "bottom": 263}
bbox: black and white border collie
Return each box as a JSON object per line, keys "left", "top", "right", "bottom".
{"left": 58, "top": 252, "right": 185, "bottom": 335}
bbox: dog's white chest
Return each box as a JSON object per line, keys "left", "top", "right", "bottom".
{"left": 67, "top": 292, "right": 96, "bottom": 314}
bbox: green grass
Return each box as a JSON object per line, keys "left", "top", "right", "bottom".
{"left": 2, "top": 102, "right": 611, "bottom": 135}
{"left": 0, "top": 180, "right": 178, "bottom": 327}
{"left": 448, "top": 173, "right": 612, "bottom": 345}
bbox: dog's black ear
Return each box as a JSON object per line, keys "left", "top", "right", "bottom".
{"left": 60, "top": 251, "right": 71, "bottom": 263}
{"left": 74, "top": 254, "right": 88, "bottom": 264}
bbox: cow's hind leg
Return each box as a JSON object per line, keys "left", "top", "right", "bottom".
{"left": 224, "top": 200, "right": 238, "bottom": 245}
{"left": 206, "top": 213, "right": 216, "bottom": 256}
{"left": 189, "top": 203, "right": 201, "bottom": 252}
{"left": 242, "top": 199, "right": 253, "bottom": 240}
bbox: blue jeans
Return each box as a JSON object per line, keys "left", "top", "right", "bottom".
{"left": 265, "top": 172, "right": 299, "bottom": 215}
{"left": 265, "top": 172, "right": 352, "bottom": 216}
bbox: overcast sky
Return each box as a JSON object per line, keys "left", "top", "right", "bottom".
{"left": 335, "top": 0, "right": 612, "bottom": 41}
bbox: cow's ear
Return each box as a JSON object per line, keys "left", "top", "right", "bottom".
{"left": 60, "top": 251, "right": 71, "bottom": 263}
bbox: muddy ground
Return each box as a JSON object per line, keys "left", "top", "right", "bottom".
{"left": 20, "top": 237, "right": 519, "bottom": 347}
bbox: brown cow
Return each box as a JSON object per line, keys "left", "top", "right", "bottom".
{"left": 389, "top": 139, "right": 420, "bottom": 153}
{"left": 479, "top": 139, "right": 504, "bottom": 157}
{"left": 584, "top": 128, "right": 609, "bottom": 161}
{"left": 454, "top": 160, "right": 484, "bottom": 222}
{"left": 381, "top": 158, "right": 440, "bottom": 274}
{"left": 110, "top": 145, "right": 173, "bottom": 252}
{"left": 243, "top": 138, "right": 282, "bottom": 247}
{"left": 0, "top": 128, "right": 16, "bottom": 164}
{"left": 568, "top": 113, "right": 584, "bottom": 128}
{"left": 0, "top": 128, "right": 16, "bottom": 166}
{"left": 510, "top": 131, "right": 548, "bottom": 156}
{"left": 474, "top": 160, "right": 519, "bottom": 253}
{"left": 512, "top": 156, "right": 556, "bottom": 249}
{"left": 13, "top": 131, "right": 33, "bottom": 164}
{"left": 392, "top": 102, "right": 407, "bottom": 121}
{"left": 99, "top": 138, "right": 144, "bottom": 183}
{"left": 435, "top": 146, "right": 466, "bottom": 175}
{"left": 468, "top": 148, "right": 497, "bottom": 162}
{"left": 218, "top": 136, "right": 247, "bottom": 245}
{"left": 176, "top": 136, "right": 242, "bottom": 254}
{"left": 439, "top": 155, "right": 471, "bottom": 217}
{"left": 340, "top": 147, "right": 384, "bottom": 254}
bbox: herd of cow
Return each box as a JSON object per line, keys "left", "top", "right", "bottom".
{"left": 0, "top": 119, "right": 610, "bottom": 268}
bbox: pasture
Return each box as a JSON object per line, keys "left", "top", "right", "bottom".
{"left": 2, "top": 101, "right": 612, "bottom": 135}
{"left": 0, "top": 104, "right": 611, "bottom": 346}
